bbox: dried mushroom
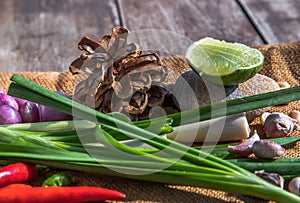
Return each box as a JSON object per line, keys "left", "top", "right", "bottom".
{"left": 69, "top": 26, "right": 179, "bottom": 121}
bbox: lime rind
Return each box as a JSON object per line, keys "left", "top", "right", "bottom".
{"left": 185, "top": 37, "right": 264, "bottom": 86}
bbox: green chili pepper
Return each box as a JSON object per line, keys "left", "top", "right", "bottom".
{"left": 42, "top": 173, "right": 70, "bottom": 187}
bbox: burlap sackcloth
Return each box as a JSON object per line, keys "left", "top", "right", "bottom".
{"left": 0, "top": 41, "right": 300, "bottom": 203}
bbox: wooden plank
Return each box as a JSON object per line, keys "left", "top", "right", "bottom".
{"left": 239, "top": 0, "right": 300, "bottom": 44}
{"left": 119, "top": 0, "right": 263, "bottom": 49}
{"left": 0, "top": 0, "right": 120, "bottom": 72}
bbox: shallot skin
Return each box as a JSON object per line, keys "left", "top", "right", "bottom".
{"left": 19, "top": 101, "right": 40, "bottom": 123}
{"left": 0, "top": 105, "right": 22, "bottom": 124}
{"left": 13, "top": 97, "right": 28, "bottom": 110}
{"left": 0, "top": 88, "right": 73, "bottom": 124}
{"left": 0, "top": 93, "right": 19, "bottom": 111}
{"left": 38, "top": 92, "right": 72, "bottom": 122}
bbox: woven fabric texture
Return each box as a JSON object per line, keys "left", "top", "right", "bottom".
{"left": 0, "top": 41, "right": 300, "bottom": 203}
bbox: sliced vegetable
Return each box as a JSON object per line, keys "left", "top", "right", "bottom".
{"left": 185, "top": 37, "right": 264, "bottom": 86}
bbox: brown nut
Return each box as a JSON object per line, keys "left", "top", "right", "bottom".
{"left": 277, "top": 81, "right": 291, "bottom": 89}
{"left": 289, "top": 110, "right": 300, "bottom": 126}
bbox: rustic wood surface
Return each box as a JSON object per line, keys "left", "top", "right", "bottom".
{"left": 0, "top": 0, "right": 119, "bottom": 72}
{"left": 239, "top": 0, "right": 300, "bottom": 44}
{"left": 120, "top": 0, "right": 263, "bottom": 45}
{"left": 0, "top": 0, "right": 299, "bottom": 71}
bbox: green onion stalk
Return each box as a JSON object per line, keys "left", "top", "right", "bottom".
{"left": 2, "top": 74, "right": 300, "bottom": 202}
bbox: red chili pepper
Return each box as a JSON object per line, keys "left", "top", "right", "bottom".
{"left": 0, "top": 162, "right": 38, "bottom": 187}
{"left": 0, "top": 184, "right": 126, "bottom": 203}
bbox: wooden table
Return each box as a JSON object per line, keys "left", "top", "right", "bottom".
{"left": 0, "top": 0, "right": 299, "bottom": 72}
{"left": 0, "top": 1, "right": 300, "bottom": 203}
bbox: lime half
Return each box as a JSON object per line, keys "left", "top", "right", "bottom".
{"left": 185, "top": 37, "right": 264, "bottom": 86}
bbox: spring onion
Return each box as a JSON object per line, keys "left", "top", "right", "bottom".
{"left": 2, "top": 74, "right": 300, "bottom": 202}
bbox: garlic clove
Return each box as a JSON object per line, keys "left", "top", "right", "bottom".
{"left": 263, "top": 112, "right": 297, "bottom": 138}
{"left": 166, "top": 113, "right": 250, "bottom": 143}
{"left": 255, "top": 170, "right": 284, "bottom": 189}
{"left": 228, "top": 130, "right": 260, "bottom": 157}
{"left": 252, "top": 140, "right": 285, "bottom": 159}
{"left": 288, "top": 177, "right": 300, "bottom": 196}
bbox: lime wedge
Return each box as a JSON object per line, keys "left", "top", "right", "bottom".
{"left": 185, "top": 37, "right": 264, "bottom": 86}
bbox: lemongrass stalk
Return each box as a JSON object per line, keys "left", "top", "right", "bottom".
{"left": 169, "top": 85, "right": 300, "bottom": 126}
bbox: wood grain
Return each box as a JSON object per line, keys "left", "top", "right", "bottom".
{"left": 239, "top": 0, "right": 300, "bottom": 44}
{"left": 0, "top": 0, "right": 120, "bottom": 72}
{"left": 120, "top": 0, "right": 263, "bottom": 47}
